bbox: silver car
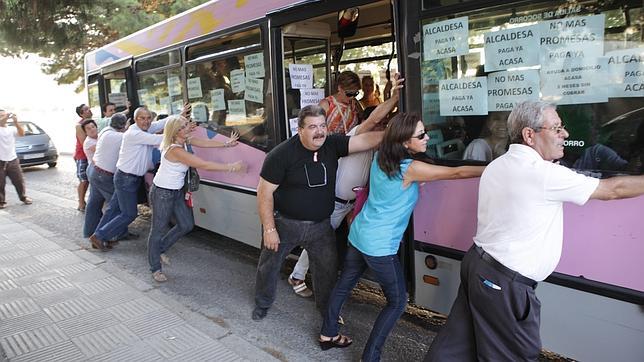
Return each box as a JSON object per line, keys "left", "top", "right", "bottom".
{"left": 9, "top": 122, "right": 58, "bottom": 168}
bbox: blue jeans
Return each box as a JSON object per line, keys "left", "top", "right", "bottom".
{"left": 147, "top": 185, "right": 194, "bottom": 273}
{"left": 94, "top": 170, "right": 140, "bottom": 242}
{"left": 83, "top": 165, "right": 115, "bottom": 237}
{"left": 255, "top": 213, "right": 338, "bottom": 315}
{"left": 321, "top": 245, "right": 407, "bottom": 362}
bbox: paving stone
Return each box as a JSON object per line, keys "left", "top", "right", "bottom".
{"left": 0, "top": 298, "right": 40, "bottom": 320}
{"left": 6, "top": 230, "right": 47, "bottom": 243}
{"left": 0, "top": 223, "right": 25, "bottom": 234}
{"left": 77, "top": 276, "right": 126, "bottom": 295}
{"left": 170, "top": 340, "right": 243, "bottom": 362}
{"left": 0, "top": 239, "right": 14, "bottom": 249}
{"left": 32, "top": 288, "right": 85, "bottom": 307}
{"left": 93, "top": 340, "right": 164, "bottom": 362}
{"left": 124, "top": 309, "right": 185, "bottom": 339}
{"left": 72, "top": 324, "right": 139, "bottom": 358}
{"left": 43, "top": 296, "right": 101, "bottom": 322}
{"left": 11, "top": 340, "right": 86, "bottom": 362}
{"left": 2, "top": 262, "right": 48, "bottom": 279}
{"left": 12, "top": 270, "right": 62, "bottom": 287}
{"left": 34, "top": 249, "right": 80, "bottom": 266}
{"left": 0, "top": 324, "right": 68, "bottom": 358}
{"left": 107, "top": 297, "right": 163, "bottom": 322}
{"left": 0, "top": 287, "right": 28, "bottom": 304}
{"left": 87, "top": 287, "right": 142, "bottom": 308}
{"left": 0, "top": 250, "right": 30, "bottom": 263}
{"left": 23, "top": 277, "right": 74, "bottom": 297}
{"left": 53, "top": 261, "right": 96, "bottom": 277}
{"left": 56, "top": 309, "right": 119, "bottom": 338}
{"left": 0, "top": 311, "right": 52, "bottom": 338}
{"left": 65, "top": 268, "right": 111, "bottom": 284}
{"left": 73, "top": 249, "right": 105, "bottom": 266}
{"left": 0, "top": 255, "right": 39, "bottom": 270}
{"left": 145, "top": 324, "right": 212, "bottom": 359}
{"left": 0, "top": 279, "right": 18, "bottom": 292}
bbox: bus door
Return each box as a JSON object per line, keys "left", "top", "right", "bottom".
{"left": 100, "top": 58, "right": 134, "bottom": 115}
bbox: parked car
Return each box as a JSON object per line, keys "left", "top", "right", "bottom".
{"left": 8, "top": 122, "right": 58, "bottom": 168}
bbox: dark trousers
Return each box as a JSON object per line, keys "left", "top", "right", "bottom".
{"left": 0, "top": 159, "right": 26, "bottom": 204}
{"left": 425, "top": 245, "right": 541, "bottom": 362}
{"left": 321, "top": 245, "right": 407, "bottom": 362}
{"left": 254, "top": 213, "right": 338, "bottom": 315}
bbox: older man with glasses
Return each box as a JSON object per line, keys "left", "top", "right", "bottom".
{"left": 252, "top": 104, "right": 384, "bottom": 321}
{"left": 426, "top": 100, "right": 644, "bottom": 361}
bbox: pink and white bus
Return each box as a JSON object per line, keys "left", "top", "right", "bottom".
{"left": 85, "top": 1, "right": 644, "bottom": 360}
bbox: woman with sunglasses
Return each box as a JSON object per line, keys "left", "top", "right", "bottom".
{"left": 319, "top": 113, "right": 485, "bottom": 361}
{"left": 147, "top": 115, "right": 246, "bottom": 282}
{"left": 319, "top": 70, "right": 362, "bottom": 135}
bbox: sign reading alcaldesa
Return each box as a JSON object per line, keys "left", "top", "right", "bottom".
{"left": 439, "top": 77, "right": 488, "bottom": 116}
{"left": 423, "top": 17, "right": 469, "bottom": 61}
{"left": 540, "top": 14, "right": 607, "bottom": 105}
{"left": 484, "top": 25, "right": 540, "bottom": 72}
{"left": 487, "top": 70, "right": 540, "bottom": 111}
{"left": 605, "top": 48, "right": 644, "bottom": 98}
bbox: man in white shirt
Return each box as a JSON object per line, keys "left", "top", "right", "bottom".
{"left": 425, "top": 101, "right": 644, "bottom": 361}
{"left": 90, "top": 107, "right": 170, "bottom": 251}
{"left": 83, "top": 114, "right": 128, "bottom": 240}
{"left": 0, "top": 110, "right": 32, "bottom": 209}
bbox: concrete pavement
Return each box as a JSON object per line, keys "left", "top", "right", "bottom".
{"left": 0, "top": 211, "right": 277, "bottom": 361}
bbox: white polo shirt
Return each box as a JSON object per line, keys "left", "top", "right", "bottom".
{"left": 335, "top": 126, "right": 374, "bottom": 201}
{"left": 83, "top": 137, "right": 97, "bottom": 165}
{"left": 116, "top": 119, "right": 166, "bottom": 176}
{"left": 0, "top": 126, "right": 18, "bottom": 161}
{"left": 93, "top": 127, "right": 123, "bottom": 173}
{"left": 474, "top": 144, "right": 599, "bottom": 281}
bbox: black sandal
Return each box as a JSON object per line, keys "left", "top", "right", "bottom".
{"left": 319, "top": 334, "right": 352, "bottom": 350}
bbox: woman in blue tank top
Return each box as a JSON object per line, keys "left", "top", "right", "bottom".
{"left": 319, "top": 113, "right": 485, "bottom": 361}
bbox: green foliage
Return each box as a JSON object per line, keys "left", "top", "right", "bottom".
{"left": 0, "top": 0, "right": 209, "bottom": 90}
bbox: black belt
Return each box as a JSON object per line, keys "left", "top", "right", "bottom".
{"left": 116, "top": 169, "right": 141, "bottom": 178}
{"left": 473, "top": 245, "right": 537, "bottom": 288}
{"left": 94, "top": 165, "right": 113, "bottom": 176}
{"left": 335, "top": 196, "right": 355, "bottom": 205}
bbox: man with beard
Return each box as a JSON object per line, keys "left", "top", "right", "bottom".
{"left": 252, "top": 105, "right": 384, "bottom": 320}
{"left": 425, "top": 101, "right": 644, "bottom": 361}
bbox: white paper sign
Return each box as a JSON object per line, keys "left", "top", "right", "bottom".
{"left": 487, "top": 70, "right": 540, "bottom": 111}
{"left": 230, "top": 69, "right": 246, "bottom": 93}
{"left": 484, "top": 24, "right": 540, "bottom": 72}
{"left": 210, "top": 89, "right": 226, "bottom": 111}
{"left": 244, "top": 53, "right": 265, "bottom": 78}
{"left": 605, "top": 48, "right": 644, "bottom": 98}
{"left": 540, "top": 58, "right": 608, "bottom": 105}
{"left": 289, "top": 117, "right": 299, "bottom": 137}
{"left": 439, "top": 77, "right": 488, "bottom": 116}
{"left": 244, "top": 78, "right": 264, "bottom": 104}
{"left": 137, "top": 89, "right": 148, "bottom": 101}
{"left": 540, "top": 15, "right": 605, "bottom": 66}
{"left": 168, "top": 76, "right": 182, "bottom": 97}
{"left": 228, "top": 100, "right": 246, "bottom": 116}
{"left": 423, "top": 17, "right": 469, "bottom": 61}
{"left": 289, "top": 63, "right": 313, "bottom": 89}
{"left": 108, "top": 93, "right": 126, "bottom": 107}
{"left": 299, "top": 88, "right": 325, "bottom": 108}
{"left": 187, "top": 77, "right": 203, "bottom": 99}
{"left": 143, "top": 95, "right": 156, "bottom": 107}
{"left": 422, "top": 92, "right": 444, "bottom": 125}
{"left": 159, "top": 96, "right": 171, "bottom": 106}
{"left": 171, "top": 100, "right": 184, "bottom": 115}
{"left": 192, "top": 104, "right": 208, "bottom": 123}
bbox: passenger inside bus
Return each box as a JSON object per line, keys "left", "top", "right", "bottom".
{"left": 462, "top": 111, "right": 509, "bottom": 162}
{"left": 360, "top": 75, "right": 381, "bottom": 110}
{"left": 319, "top": 70, "right": 363, "bottom": 135}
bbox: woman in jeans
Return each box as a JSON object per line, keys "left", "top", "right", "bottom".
{"left": 319, "top": 113, "right": 485, "bottom": 361}
{"left": 148, "top": 115, "right": 246, "bottom": 282}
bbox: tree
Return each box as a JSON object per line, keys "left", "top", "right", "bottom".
{"left": 0, "top": 0, "right": 209, "bottom": 91}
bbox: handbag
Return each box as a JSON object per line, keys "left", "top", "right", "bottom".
{"left": 183, "top": 144, "right": 200, "bottom": 192}
{"left": 346, "top": 184, "right": 369, "bottom": 226}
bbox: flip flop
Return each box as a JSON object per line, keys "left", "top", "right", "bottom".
{"left": 319, "top": 334, "right": 352, "bottom": 350}
{"left": 288, "top": 277, "right": 313, "bottom": 298}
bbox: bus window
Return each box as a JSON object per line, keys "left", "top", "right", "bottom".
{"left": 87, "top": 80, "right": 101, "bottom": 119}
{"left": 136, "top": 68, "right": 183, "bottom": 118}
{"left": 185, "top": 28, "right": 270, "bottom": 149}
{"left": 420, "top": 0, "right": 644, "bottom": 175}
{"left": 136, "top": 50, "right": 180, "bottom": 73}
{"left": 104, "top": 70, "right": 129, "bottom": 112}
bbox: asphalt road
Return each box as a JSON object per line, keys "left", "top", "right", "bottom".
{"left": 3, "top": 155, "right": 439, "bottom": 362}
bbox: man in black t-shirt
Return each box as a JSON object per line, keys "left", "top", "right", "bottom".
{"left": 252, "top": 105, "right": 383, "bottom": 321}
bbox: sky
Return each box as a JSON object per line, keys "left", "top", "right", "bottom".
{"left": 0, "top": 55, "right": 85, "bottom": 153}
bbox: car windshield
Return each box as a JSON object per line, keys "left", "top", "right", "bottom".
{"left": 7, "top": 122, "right": 44, "bottom": 135}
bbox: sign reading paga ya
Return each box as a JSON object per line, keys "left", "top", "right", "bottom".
{"left": 439, "top": 77, "right": 488, "bottom": 116}
{"left": 484, "top": 24, "right": 540, "bottom": 72}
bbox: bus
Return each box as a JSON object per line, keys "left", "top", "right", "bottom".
{"left": 84, "top": 1, "right": 644, "bottom": 360}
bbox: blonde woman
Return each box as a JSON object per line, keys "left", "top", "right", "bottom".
{"left": 148, "top": 115, "right": 246, "bottom": 282}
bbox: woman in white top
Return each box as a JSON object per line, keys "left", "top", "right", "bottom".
{"left": 81, "top": 120, "right": 98, "bottom": 165}
{"left": 148, "top": 115, "right": 246, "bottom": 282}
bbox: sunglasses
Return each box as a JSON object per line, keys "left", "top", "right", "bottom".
{"left": 344, "top": 90, "right": 360, "bottom": 98}
{"left": 413, "top": 131, "right": 428, "bottom": 140}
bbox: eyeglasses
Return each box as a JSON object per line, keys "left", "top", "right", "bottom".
{"left": 413, "top": 131, "right": 428, "bottom": 140}
{"left": 304, "top": 162, "right": 327, "bottom": 188}
{"left": 344, "top": 90, "right": 360, "bottom": 98}
{"left": 534, "top": 125, "right": 567, "bottom": 134}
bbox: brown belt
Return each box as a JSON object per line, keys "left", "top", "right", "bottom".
{"left": 93, "top": 165, "right": 114, "bottom": 176}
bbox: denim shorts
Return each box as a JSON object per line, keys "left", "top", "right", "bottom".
{"left": 75, "top": 159, "right": 88, "bottom": 181}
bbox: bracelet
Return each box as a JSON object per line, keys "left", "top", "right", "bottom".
{"left": 263, "top": 227, "right": 276, "bottom": 234}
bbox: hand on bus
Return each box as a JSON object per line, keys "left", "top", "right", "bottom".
{"left": 181, "top": 103, "right": 192, "bottom": 118}
{"left": 225, "top": 130, "right": 240, "bottom": 147}
{"left": 228, "top": 160, "right": 247, "bottom": 173}
{"left": 263, "top": 230, "right": 280, "bottom": 251}
{"left": 188, "top": 120, "right": 198, "bottom": 132}
{"left": 391, "top": 73, "right": 404, "bottom": 100}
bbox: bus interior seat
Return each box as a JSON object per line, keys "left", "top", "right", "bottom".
{"left": 436, "top": 139, "right": 465, "bottom": 159}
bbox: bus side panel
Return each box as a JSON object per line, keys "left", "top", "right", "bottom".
{"left": 192, "top": 184, "right": 260, "bottom": 248}
{"left": 413, "top": 251, "right": 460, "bottom": 315}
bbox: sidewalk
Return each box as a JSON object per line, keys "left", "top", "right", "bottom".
{"left": 0, "top": 212, "right": 277, "bottom": 361}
